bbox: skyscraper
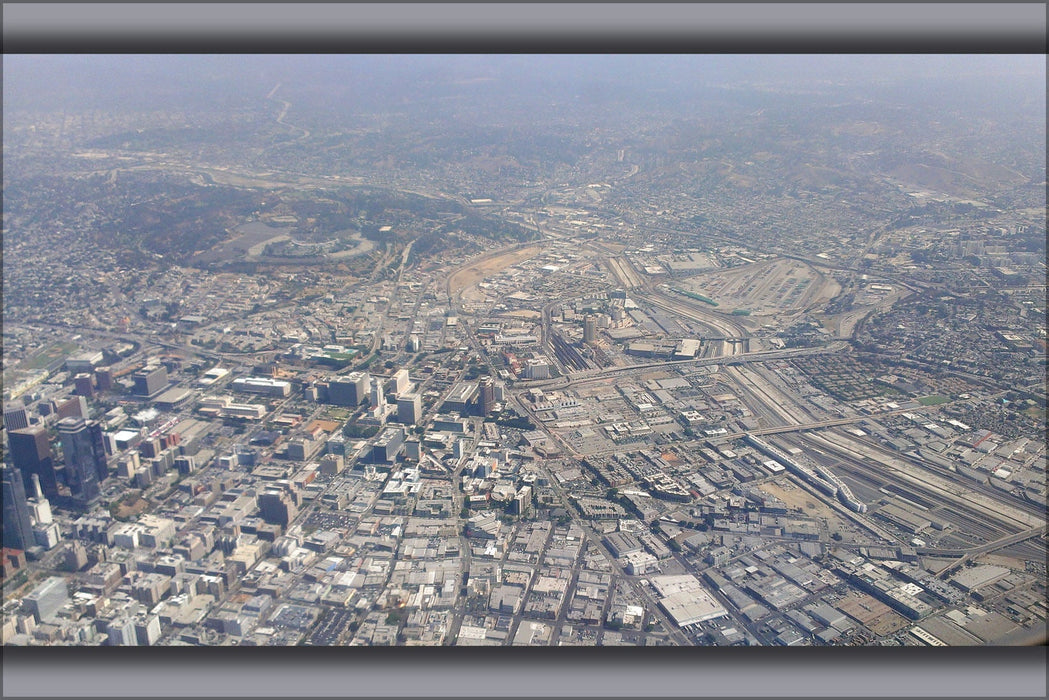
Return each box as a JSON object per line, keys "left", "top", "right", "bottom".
{"left": 2, "top": 464, "right": 35, "bottom": 551}
{"left": 258, "top": 489, "right": 298, "bottom": 528}
{"left": 370, "top": 377, "right": 386, "bottom": 413}
{"left": 94, "top": 366, "right": 115, "bottom": 392}
{"left": 132, "top": 366, "right": 169, "bottom": 398}
{"left": 3, "top": 402, "right": 30, "bottom": 431}
{"left": 479, "top": 377, "right": 496, "bottom": 417}
{"left": 58, "top": 417, "right": 108, "bottom": 509}
{"left": 389, "top": 368, "right": 410, "bottom": 397}
{"left": 54, "top": 395, "right": 88, "bottom": 420}
{"left": 328, "top": 371, "right": 369, "bottom": 407}
{"left": 396, "top": 393, "right": 422, "bottom": 425}
{"left": 7, "top": 425, "right": 60, "bottom": 500}
{"left": 583, "top": 315, "right": 597, "bottom": 344}
{"left": 74, "top": 373, "right": 96, "bottom": 398}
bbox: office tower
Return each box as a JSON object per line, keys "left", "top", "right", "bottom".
{"left": 134, "top": 615, "right": 162, "bottom": 646}
{"left": 28, "top": 474, "right": 54, "bottom": 526}
{"left": 23, "top": 577, "right": 70, "bottom": 623}
{"left": 138, "top": 436, "right": 162, "bottom": 460}
{"left": 105, "top": 617, "right": 138, "bottom": 646}
{"left": 29, "top": 473, "right": 44, "bottom": 500}
{"left": 370, "top": 377, "right": 386, "bottom": 412}
{"left": 479, "top": 377, "right": 496, "bottom": 417}
{"left": 7, "top": 425, "right": 60, "bottom": 500}
{"left": 2, "top": 464, "right": 35, "bottom": 551}
{"left": 523, "top": 359, "right": 550, "bottom": 380}
{"left": 3, "top": 402, "right": 30, "bottom": 431}
{"left": 328, "top": 371, "right": 369, "bottom": 407}
{"left": 319, "top": 454, "right": 345, "bottom": 475}
{"left": 132, "top": 366, "right": 169, "bottom": 397}
{"left": 54, "top": 395, "right": 88, "bottom": 420}
{"left": 512, "top": 485, "right": 533, "bottom": 517}
{"left": 94, "top": 366, "right": 115, "bottom": 392}
{"left": 442, "top": 381, "right": 478, "bottom": 415}
{"left": 390, "top": 368, "right": 410, "bottom": 396}
{"left": 58, "top": 417, "right": 108, "bottom": 509}
{"left": 396, "top": 392, "right": 422, "bottom": 425}
{"left": 174, "top": 455, "right": 196, "bottom": 476}
{"left": 371, "top": 426, "right": 405, "bottom": 463}
{"left": 74, "top": 373, "right": 96, "bottom": 398}
{"left": 583, "top": 315, "right": 597, "bottom": 344}
{"left": 258, "top": 489, "right": 298, "bottom": 528}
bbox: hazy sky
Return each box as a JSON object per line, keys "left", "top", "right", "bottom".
{"left": 5, "top": 54, "right": 1045, "bottom": 114}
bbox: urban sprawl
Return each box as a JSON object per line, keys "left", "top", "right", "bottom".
{"left": 2, "top": 56, "right": 1046, "bottom": 648}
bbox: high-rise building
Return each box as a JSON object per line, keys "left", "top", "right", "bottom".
{"left": 523, "top": 360, "right": 551, "bottom": 380}
{"left": 7, "top": 425, "right": 60, "bottom": 500}
{"left": 27, "top": 473, "right": 54, "bottom": 527}
{"left": 54, "top": 395, "right": 89, "bottom": 420}
{"left": 58, "top": 417, "right": 108, "bottom": 509}
{"left": 371, "top": 426, "right": 405, "bottom": 463}
{"left": 583, "top": 315, "right": 597, "bottom": 344}
{"left": 257, "top": 489, "right": 298, "bottom": 528}
{"left": 94, "top": 366, "right": 115, "bottom": 392}
{"left": 319, "top": 454, "right": 345, "bottom": 475}
{"left": 74, "top": 373, "right": 96, "bottom": 398}
{"left": 370, "top": 377, "right": 386, "bottom": 412}
{"left": 3, "top": 402, "right": 30, "bottom": 431}
{"left": 23, "top": 576, "right": 70, "bottom": 623}
{"left": 105, "top": 617, "right": 138, "bottom": 646}
{"left": 396, "top": 393, "right": 422, "bottom": 425}
{"left": 134, "top": 615, "right": 162, "bottom": 646}
{"left": 442, "top": 381, "right": 478, "bottom": 415}
{"left": 327, "top": 372, "right": 369, "bottom": 407}
{"left": 132, "top": 366, "right": 169, "bottom": 398}
{"left": 2, "top": 464, "right": 35, "bottom": 551}
{"left": 479, "top": 377, "right": 496, "bottom": 417}
{"left": 389, "top": 369, "right": 410, "bottom": 397}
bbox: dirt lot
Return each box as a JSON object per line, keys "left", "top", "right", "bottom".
{"left": 758, "top": 479, "right": 849, "bottom": 529}
{"left": 113, "top": 496, "right": 149, "bottom": 520}
{"left": 500, "top": 310, "right": 543, "bottom": 320}
{"left": 449, "top": 245, "right": 541, "bottom": 295}
{"left": 836, "top": 592, "right": 910, "bottom": 636}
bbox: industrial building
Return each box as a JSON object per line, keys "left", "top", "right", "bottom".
{"left": 649, "top": 574, "right": 728, "bottom": 627}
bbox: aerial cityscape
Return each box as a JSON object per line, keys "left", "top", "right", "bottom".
{"left": 2, "top": 54, "right": 1046, "bottom": 649}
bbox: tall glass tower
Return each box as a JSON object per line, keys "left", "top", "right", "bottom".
{"left": 2, "top": 463, "right": 35, "bottom": 550}
{"left": 57, "top": 417, "right": 108, "bottom": 509}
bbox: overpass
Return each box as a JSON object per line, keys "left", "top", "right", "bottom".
{"left": 934, "top": 524, "right": 1048, "bottom": 578}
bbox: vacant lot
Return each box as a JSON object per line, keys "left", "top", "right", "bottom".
{"left": 758, "top": 479, "right": 849, "bottom": 530}
{"left": 449, "top": 245, "right": 541, "bottom": 295}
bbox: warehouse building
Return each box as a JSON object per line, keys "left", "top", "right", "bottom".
{"left": 649, "top": 574, "right": 728, "bottom": 627}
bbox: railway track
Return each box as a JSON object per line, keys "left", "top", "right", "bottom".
{"left": 796, "top": 430, "right": 1040, "bottom": 534}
